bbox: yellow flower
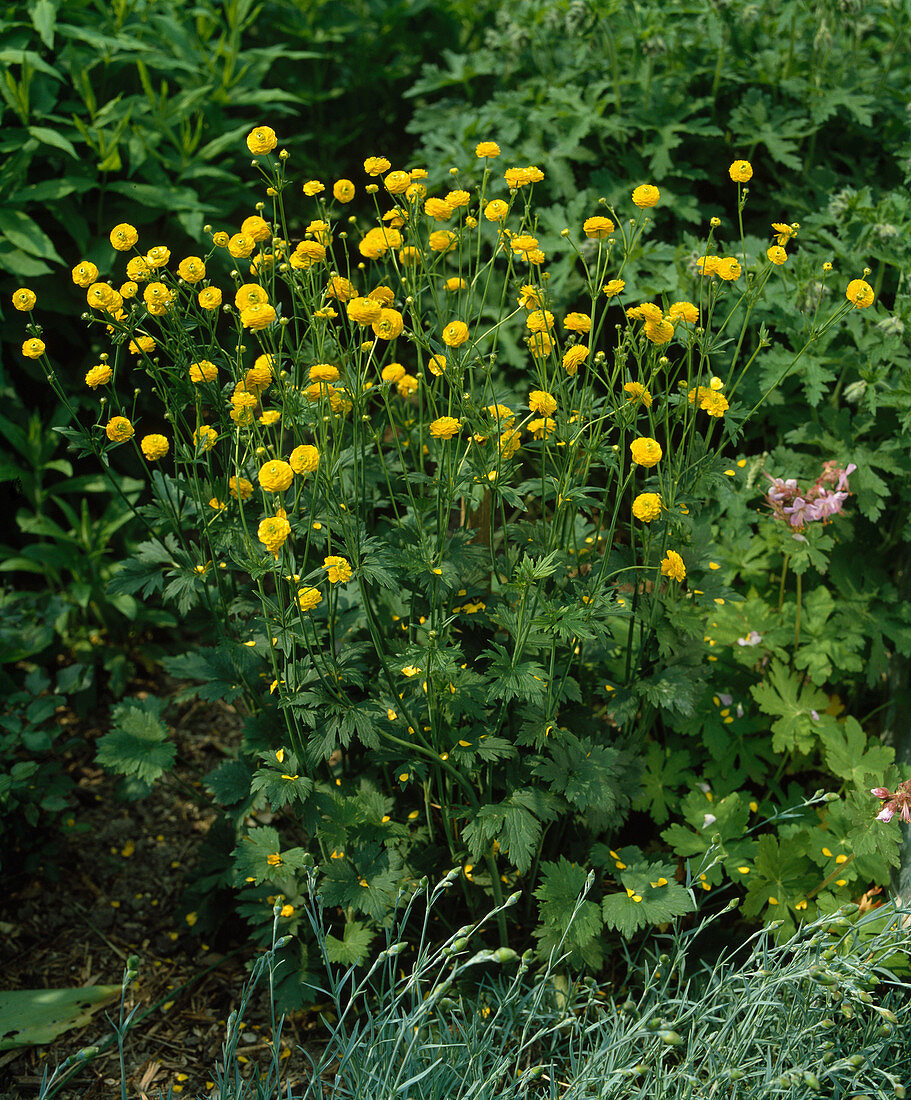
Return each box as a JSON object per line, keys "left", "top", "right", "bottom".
{"left": 728, "top": 160, "right": 753, "bottom": 182}
{"left": 326, "top": 275, "right": 355, "bottom": 301}
{"left": 484, "top": 199, "right": 509, "bottom": 222}
{"left": 630, "top": 437, "right": 662, "bottom": 467}
{"left": 510, "top": 234, "right": 539, "bottom": 259}
{"left": 632, "top": 493, "right": 662, "bottom": 522}
{"left": 85, "top": 364, "right": 113, "bottom": 388}
{"left": 562, "top": 345, "right": 589, "bottom": 375}
{"left": 145, "top": 245, "right": 170, "bottom": 268}
{"left": 424, "top": 197, "right": 454, "bottom": 221}
{"left": 475, "top": 141, "right": 500, "bottom": 158}
{"left": 258, "top": 515, "right": 291, "bottom": 555}
{"left": 364, "top": 156, "right": 391, "bottom": 176}
{"left": 12, "top": 288, "right": 37, "bottom": 311}
{"left": 527, "top": 331, "right": 553, "bottom": 359}
{"left": 258, "top": 460, "right": 294, "bottom": 492}
{"left": 178, "top": 256, "right": 206, "bottom": 283}
{"left": 583, "top": 216, "right": 615, "bottom": 238}
{"left": 228, "top": 234, "right": 255, "bottom": 259}
{"left": 384, "top": 170, "right": 411, "bottom": 194}
{"left": 229, "top": 476, "right": 253, "bottom": 500}
{"left": 373, "top": 308, "right": 404, "bottom": 340}
{"left": 105, "top": 416, "right": 133, "bottom": 443}
{"left": 128, "top": 335, "right": 155, "bottom": 355}
{"left": 486, "top": 403, "right": 515, "bottom": 426}
{"left": 525, "top": 309, "right": 555, "bottom": 333}
{"left": 240, "top": 215, "right": 270, "bottom": 243}
{"left": 212, "top": 230, "right": 230, "bottom": 247}
{"left": 846, "top": 279, "right": 874, "bottom": 309}
{"left": 446, "top": 190, "right": 470, "bottom": 209}
{"left": 428, "top": 354, "right": 447, "bottom": 376}
{"left": 119, "top": 281, "right": 137, "bottom": 299}
{"left": 141, "top": 434, "right": 169, "bottom": 461}
{"left": 643, "top": 318, "right": 675, "bottom": 344}
{"left": 126, "top": 255, "right": 151, "bottom": 282}
{"left": 528, "top": 390, "right": 557, "bottom": 416}
{"left": 563, "top": 312, "right": 591, "bottom": 334}
{"left": 602, "top": 278, "right": 625, "bottom": 298}
{"left": 660, "top": 550, "right": 686, "bottom": 582}
{"left": 631, "top": 184, "right": 660, "bottom": 208}
{"left": 445, "top": 277, "right": 467, "bottom": 292}
{"left": 324, "top": 555, "right": 352, "bottom": 583}
{"left": 517, "top": 284, "right": 544, "bottom": 310}
{"left": 289, "top": 444, "right": 320, "bottom": 474}
{"left": 382, "top": 363, "right": 406, "bottom": 383}
{"left": 303, "top": 179, "right": 325, "bottom": 196}
{"left": 716, "top": 257, "right": 742, "bottom": 281}
{"left": 404, "top": 182, "right": 427, "bottom": 204}
{"left": 689, "top": 387, "right": 729, "bottom": 417}
{"left": 359, "top": 226, "right": 401, "bottom": 258}
{"left": 443, "top": 320, "right": 469, "bottom": 347}
{"left": 667, "top": 301, "right": 698, "bottom": 324}
{"left": 397, "top": 374, "right": 419, "bottom": 397}
{"left": 401, "top": 665, "right": 421, "bottom": 677}
{"left": 22, "top": 337, "right": 45, "bottom": 358}
{"left": 623, "top": 382, "right": 652, "bottom": 407}
{"left": 193, "top": 425, "right": 218, "bottom": 451}
{"left": 189, "top": 360, "right": 218, "bottom": 383}
{"left": 308, "top": 363, "right": 338, "bottom": 384}
{"left": 109, "top": 223, "right": 138, "bottom": 250}
{"left": 333, "top": 178, "right": 355, "bottom": 202}
{"left": 428, "top": 230, "right": 457, "bottom": 253}
{"left": 142, "top": 282, "right": 172, "bottom": 312}
{"left": 766, "top": 245, "right": 787, "bottom": 265}
{"left": 72, "top": 261, "right": 99, "bottom": 288}
{"left": 696, "top": 255, "right": 721, "bottom": 277}
{"left": 429, "top": 416, "right": 461, "bottom": 439}
{"left": 234, "top": 283, "right": 268, "bottom": 310}
{"left": 246, "top": 126, "right": 277, "bottom": 154}
{"left": 240, "top": 303, "right": 277, "bottom": 329}
{"left": 772, "top": 222, "right": 799, "bottom": 246}
{"left": 528, "top": 417, "right": 556, "bottom": 440}
{"left": 259, "top": 410, "right": 280, "bottom": 426}
{"left": 297, "top": 586, "right": 322, "bottom": 611}
{"left": 368, "top": 285, "right": 395, "bottom": 305}
{"left": 499, "top": 428, "right": 522, "bottom": 458}
{"left": 347, "top": 297, "right": 383, "bottom": 325}
{"left": 198, "top": 287, "right": 222, "bottom": 310}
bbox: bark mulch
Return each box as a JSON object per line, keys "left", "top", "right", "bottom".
{"left": 0, "top": 678, "right": 326, "bottom": 1100}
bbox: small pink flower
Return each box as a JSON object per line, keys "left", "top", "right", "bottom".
{"left": 877, "top": 806, "right": 895, "bottom": 823}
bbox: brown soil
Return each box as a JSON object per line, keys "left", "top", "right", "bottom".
{"left": 0, "top": 677, "right": 324, "bottom": 1100}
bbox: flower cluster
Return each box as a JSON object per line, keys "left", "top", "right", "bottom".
{"left": 871, "top": 780, "right": 911, "bottom": 824}
{"left": 764, "top": 461, "right": 857, "bottom": 530}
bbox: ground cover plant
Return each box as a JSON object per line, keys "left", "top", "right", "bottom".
{"left": 10, "top": 116, "right": 909, "bottom": 1014}
{"left": 36, "top": 876, "right": 911, "bottom": 1098}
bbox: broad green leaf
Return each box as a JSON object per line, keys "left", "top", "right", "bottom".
{"left": 324, "top": 920, "right": 374, "bottom": 966}
{"left": 741, "top": 834, "right": 818, "bottom": 919}
{"left": 0, "top": 209, "right": 66, "bottom": 262}
{"left": 602, "top": 860, "right": 694, "bottom": 938}
{"left": 95, "top": 695, "right": 174, "bottom": 784}
{"left": 0, "top": 985, "right": 120, "bottom": 1049}
{"left": 820, "top": 717, "right": 893, "bottom": 788}
{"left": 750, "top": 661, "right": 829, "bottom": 754}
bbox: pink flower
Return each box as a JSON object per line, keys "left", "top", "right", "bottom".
{"left": 871, "top": 778, "right": 911, "bottom": 825}
{"left": 877, "top": 806, "right": 895, "bottom": 823}
{"left": 764, "top": 461, "right": 856, "bottom": 530}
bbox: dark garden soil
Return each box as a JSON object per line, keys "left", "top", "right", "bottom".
{"left": 0, "top": 674, "right": 325, "bottom": 1100}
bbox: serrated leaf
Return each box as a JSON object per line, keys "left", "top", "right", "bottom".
{"left": 750, "top": 661, "right": 828, "bottom": 754}
{"left": 95, "top": 696, "right": 174, "bottom": 784}
{"left": 821, "top": 717, "right": 893, "bottom": 788}
{"left": 204, "top": 759, "right": 254, "bottom": 807}
{"left": 602, "top": 861, "right": 694, "bottom": 938}
{"left": 533, "top": 732, "right": 621, "bottom": 814}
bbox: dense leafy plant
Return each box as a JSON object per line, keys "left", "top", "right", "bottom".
{"left": 18, "top": 116, "right": 907, "bottom": 999}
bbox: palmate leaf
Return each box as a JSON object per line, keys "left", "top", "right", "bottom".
{"left": 231, "top": 827, "right": 313, "bottom": 886}
{"left": 631, "top": 742, "right": 694, "bottom": 824}
{"left": 820, "top": 717, "right": 894, "bottom": 789}
{"left": 749, "top": 660, "right": 829, "bottom": 754}
{"left": 602, "top": 858, "right": 694, "bottom": 938}
{"left": 324, "top": 920, "right": 375, "bottom": 966}
{"left": 741, "top": 834, "right": 818, "bottom": 920}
